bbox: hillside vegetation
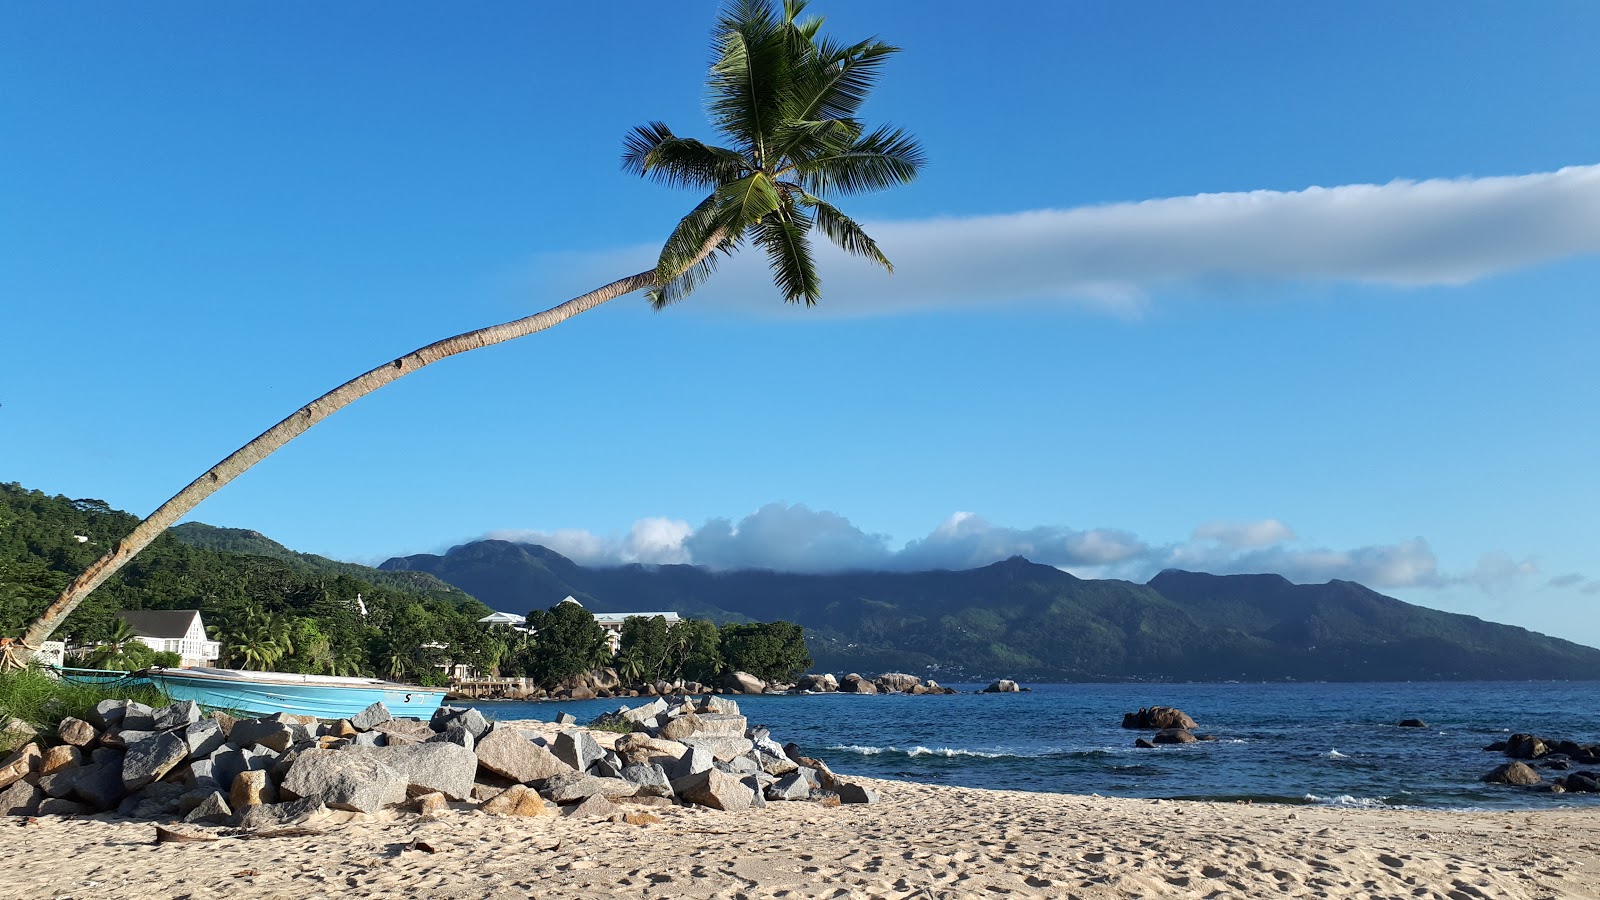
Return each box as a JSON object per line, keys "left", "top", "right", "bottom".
{"left": 383, "top": 540, "right": 1600, "bottom": 681}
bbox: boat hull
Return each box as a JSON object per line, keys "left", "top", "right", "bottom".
{"left": 146, "top": 668, "right": 447, "bottom": 720}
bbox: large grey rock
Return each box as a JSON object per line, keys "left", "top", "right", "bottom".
{"left": 621, "top": 698, "right": 668, "bottom": 725}
{"left": 620, "top": 763, "right": 673, "bottom": 798}
{"left": 540, "top": 771, "right": 638, "bottom": 803}
{"left": 237, "top": 796, "right": 325, "bottom": 830}
{"left": 280, "top": 749, "right": 407, "bottom": 814}
{"left": 345, "top": 742, "right": 478, "bottom": 801}
{"left": 121, "top": 702, "right": 156, "bottom": 732}
{"left": 426, "top": 724, "right": 475, "bottom": 751}
{"left": 187, "top": 758, "right": 221, "bottom": 795}
{"left": 562, "top": 793, "right": 619, "bottom": 818}
{"left": 209, "top": 745, "right": 275, "bottom": 793}
{"left": 672, "top": 744, "right": 715, "bottom": 780}
{"left": 553, "top": 730, "right": 605, "bottom": 773}
{"left": 56, "top": 717, "right": 98, "bottom": 747}
{"left": 70, "top": 763, "right": 127, "bottom": 810}
{"left": 982, "top": 679, "right": 1020, "bottom": 693}
{"left": 839, "top": 673, "right": 878, "bottom": 694}
{"left": 1152, "top": 728, "right": 1197, "bottom": 745}
{"left": 230, "top": 719, "right": 296, "bottom": 753}
{"left": 88, "top": 699, "right": 130, "bottom": 731}
{"left": 674, "top": 768, "right": 754, "bottom": 811}
{"left": 182, "top": 719, "right": 226, "bottom": 761}
{"left": 38, "top": 797, "right": 91, "bottom": 816}
{"left": 702, "top": 696, "right": 740, "bottom": 716}
{"left": 153, "top": 700, "right": 202, "bottom": 732}
{"left": 0, "top": 779, "right": 43, "bottom": 816}
{"left": 1121, "top": 706, "right": 1199, "bottom": 730}
{"left": 765, "top": 772, "right": 812, "bottom": 801}
{"left": 681, "top": 735, "right": 754, "bottom": 761}
{"left": 38, "top": 768, "right": 83, "bottom": 800}
{"left": 686, "top": 713, "right": 748, "bottom": 738}
{"left": 874, "top": 673, "right": 922, "bottom": 693}
{"left": 182, "top": 791, "right": 233, "bottom": 824}
{"left": 554, "top": 712, "right": 576, "bottom": 726}
{"left": 795, "top": 673, "right": 838, "bottom": 693}
{"left": 722, "top": 671, "right": 767, "bottom": 695}
{"left": 475, "top": 728, "right": 574, "bottom": 784}
{"left": 122, "top": 731, "right": 189, "bottom": 792}
{"left": 119, "top": 781, "right": 186, "bottom": 819}
{"left": 835, "top": 781, "right": 879, "bottom": 804}
{"left": 105, "top": 729, "right": 154, "bottom": 750}
{"left": 740, "top": 774, "right": 768, "bottom": 809}
{"left": 349, "top": 702, "right": 392, "bottom": 732}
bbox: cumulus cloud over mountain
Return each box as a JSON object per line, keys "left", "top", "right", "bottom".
{"left": 537, "top": 163, "right": 1600, "bottom": 317}
{"left": 481, "top": 503, "right": 1556, "bottom": 593}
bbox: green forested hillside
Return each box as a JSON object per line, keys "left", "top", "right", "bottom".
{"left": 0, "top": 483, "right": 495, "bottom": 682}
{"left": 384, "top": 541, "right": 1600, "bottom": 681}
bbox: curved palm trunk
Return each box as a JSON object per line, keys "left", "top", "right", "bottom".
{"left": 10, "top": 267, "right": 661, "bottom": 663}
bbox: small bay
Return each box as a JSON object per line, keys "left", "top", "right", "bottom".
{"left": 465, "top": 680, "right": 1600, "bottom": 810}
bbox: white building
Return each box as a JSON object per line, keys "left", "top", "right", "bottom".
{"left": 116, "top": 610, "right": 222, "bottom": 668}
{"left": 557, "top": 596, "right": 681, "bottom": 654}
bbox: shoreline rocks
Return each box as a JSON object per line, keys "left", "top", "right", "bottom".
{"left": 2, "top": 691, "right": 879, "bottom": 830}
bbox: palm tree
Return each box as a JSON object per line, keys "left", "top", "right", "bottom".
{"left": 85, "top": 617, "right": 144, "bottom": 671}
{"left": 5, "top": 0, "right": 922, "bottom": 667}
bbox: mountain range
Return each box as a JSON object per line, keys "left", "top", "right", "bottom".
{"left": 380, "top": 539, "right": 1600, "bottom": 682}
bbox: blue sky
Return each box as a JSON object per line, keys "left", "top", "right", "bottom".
{"left": 4, "top": 3, "right": 1599, "bottom": 646}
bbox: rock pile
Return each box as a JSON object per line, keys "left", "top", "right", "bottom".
{"left": 794, "top": 672, "right": 955, "bottom": 695}
{"left": 1120, "top": 706, "right": 1217, "bottom": 747}
{"left": 0, "top": 694, "right": 875, "bottom": 827}
{"left": 1481, "top": 731, "right": 1600, "bottom": 794}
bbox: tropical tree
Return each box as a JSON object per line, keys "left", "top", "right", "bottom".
{"left": 5, "top": 0, "right": 922, "bottom": 667}
{"left": 85, "top": 616, "right": 153, "bottom": 671}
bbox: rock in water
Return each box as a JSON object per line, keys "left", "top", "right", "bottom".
{"left": 1483, "top": 762, "right": 1541, "bottom": 786}
{"left": 1121, "top": 706, "right": 1199, "bottom": 730}
{"left": 983, "top": 680, "right": 1020, "bottom": 693}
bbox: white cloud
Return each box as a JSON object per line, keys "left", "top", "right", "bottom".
{"left": 1191, "top": 519, "right": 1297, "bottom": 549}
{"left": 530, "top": 163, "right": 1600, "bottom": 317}
{"left": 480, "top": 504, "right": 1517, "bottom": 595}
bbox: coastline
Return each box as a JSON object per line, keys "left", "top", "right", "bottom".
{"left": 7, "top": 720, "right": 1598, "bottom": 899}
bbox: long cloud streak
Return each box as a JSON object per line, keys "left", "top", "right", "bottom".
{"left": 533, "top": 164, "right": 1600, "bottom": 316}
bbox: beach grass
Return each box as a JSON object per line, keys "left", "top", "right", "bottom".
{"left": 0, "top": 666, "right": 169, "bottom": 748}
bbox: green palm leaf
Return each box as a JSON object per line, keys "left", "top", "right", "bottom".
{"left": 754, "top": 208, "right": 820, "bottom": 304}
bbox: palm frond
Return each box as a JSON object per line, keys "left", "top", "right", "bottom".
{"left": 754, "top": 208, "right": 820, "bottom": 304}
{"left": 708, "top": 2, "right": 792, "bottom": 160}
{"left": 650, "top": 193, "right": 741, "bottom": 308}
{"left": 622, "top": 122, "right": 750, "bottom": 190}
{"left": 715, "top": 172, "right": 785, "bottom": 226}
{"left": 799, "top": 192, "right": 891, "bottom": 272}
{"left": 795, "top": 37, "right": 899, "bottom": 124}
{"left": 791, "top": 124, "right": 924, "bottom": 196}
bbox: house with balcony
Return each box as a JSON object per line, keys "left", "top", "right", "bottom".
{"left": 116, "top": 610, "right": 222, "bottom": 668}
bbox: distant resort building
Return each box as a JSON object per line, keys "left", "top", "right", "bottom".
{"left": 115, "top": 610, "right": 222, "bottom": 668}
{"left": 479, "top": 596, "right": 681, "bottom": 655}
{"left": 562, "top": 596, "right": 682, "bottom": 655}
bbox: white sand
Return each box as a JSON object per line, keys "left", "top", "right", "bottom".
{"left": 6, "top": 720, "right": 1597, "bottom": 899}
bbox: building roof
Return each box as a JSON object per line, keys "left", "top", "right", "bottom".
{"left": 477, "top": 611, "right": 527, "bottom": 626}
{"left": 590, "top": 611, "right": 682, "bottom": 625}
{"left": 116, "top": 609, "right": 202, "bottom": 639}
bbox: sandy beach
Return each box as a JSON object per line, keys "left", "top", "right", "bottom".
{"left": 7, "top": 719, "right": 1597, "bottom": 900}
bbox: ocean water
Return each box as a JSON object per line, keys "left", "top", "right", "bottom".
{"left": 462, "top": 680, "right": 1600, "bottom": 810}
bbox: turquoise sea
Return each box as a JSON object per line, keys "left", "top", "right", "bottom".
{"left": 464, "top": 680, "right": 1600, "bottom": 810}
